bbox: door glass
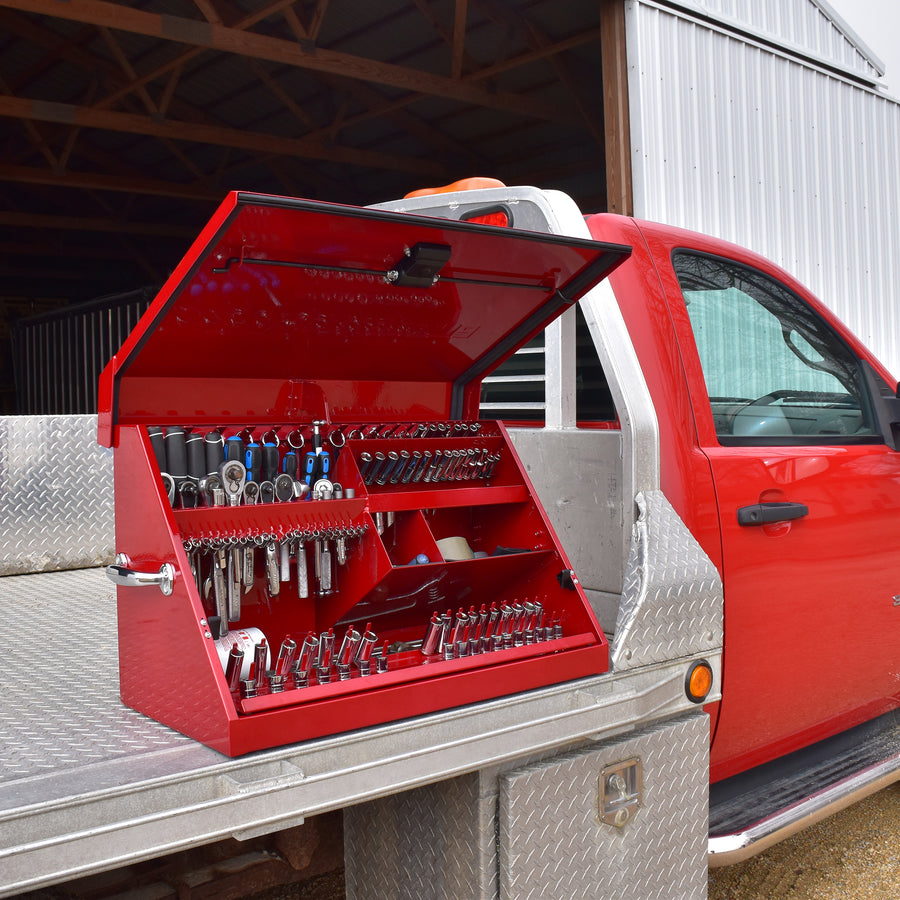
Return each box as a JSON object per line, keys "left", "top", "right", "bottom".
{"left": 672, "top": 252, "right": 876, "bottom": 444}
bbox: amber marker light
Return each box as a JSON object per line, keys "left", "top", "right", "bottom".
{"left": 685, "top": 660, "right": 714, "bottom": 704}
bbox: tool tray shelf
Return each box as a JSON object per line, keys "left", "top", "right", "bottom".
{"left": 157, "top": 423, "right": 583, "bottom": 647}
{"left": 172, "top": 497, "right": 367, "bottom": 541}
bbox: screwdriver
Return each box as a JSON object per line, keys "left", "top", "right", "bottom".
{"left": 303, "top": 421, "right": 331, "bottom": 492}
{"left": 225, "top": 434, "right": 244, "bottom": 464}
{"left": 244, "top": 438, "right": 262, "bottom": 482}
{"left": 262, "top": 438, "right": 279, "bottom": 482}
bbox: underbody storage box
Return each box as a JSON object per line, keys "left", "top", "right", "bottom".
{"left": 98, "top": 192, "right": 630, "bottom": 756}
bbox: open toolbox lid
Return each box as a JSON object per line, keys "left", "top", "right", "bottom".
{"left": 99, "top": 192, "right": 630, "bottom": 444}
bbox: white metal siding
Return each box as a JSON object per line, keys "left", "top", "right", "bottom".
{"left": 670, "top": 0, "right": 883, "bottom": 79}
{"left": 628, "top": 0, "right": 900, "bottom": 377}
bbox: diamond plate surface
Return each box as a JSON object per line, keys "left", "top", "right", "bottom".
{"left": 345, "top": 772, "right": 497, "bottom": 900}
{"left": 0, "top": 568, "right": 188, "bottom": 788}
{"left": 0, "top": 415, "right": 114, "bottom": 575}
{"left": 611, "top": 490, "right": 723, "bottom": 669}
{"left": 499, "top": 713, "right": 709, "bottom": 900}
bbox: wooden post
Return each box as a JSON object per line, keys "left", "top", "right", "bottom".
{"left": 599, "top": 0, "right": 633, "bottom": 215}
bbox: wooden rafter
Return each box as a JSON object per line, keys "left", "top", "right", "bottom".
{"left": 474, "top": 0, "right": 605, "bottom": 148}
{"left": 307, "top": 0, "right": 331, "bottom": 42}
{"left": 452, "top": 0, "right": 468, "bottom": 79}
{"left": 90, "top": 0, "right": 301, "bottom": 113}
{"left": 0, "top": 76, "right": 57, "bottom": 170}
{"left": 0, "top": 0, "right": 573, "bottom": 122}
{"left": 0, "top": 4, "right": 247, "bottom": 185}
{"left": 193, "top": 0, "right": 224, "bottom": 26}
{"left": 7, "top": 24, "right": 94, "bottom": 94}
{"left": 98, "top": 26, "right": 158, "bottom": 117}
{"left": 246, "top": 58, "right": 318, "bottom": 132}
{"left": 465, "top": 27, "right": 604, "bottom": 84}
{"left": 0, "top": 210, "right": 197, "bottom": 238}
{"left": 0, "top": 94, "right": 446, "bottom": 176}
{"left": 280, "top": 0, "right": 484, "bottom": 166}
{"left": 322, "top": 74, "right": 488, "bottom": 167}
{"left": 0, "top": 9, "right": 215, "bottom": 131}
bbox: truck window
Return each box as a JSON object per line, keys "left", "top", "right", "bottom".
{"left": 672, "top": 251, "right": 877, "bottom": 444}
{"left": 480, "top": 304, "right": 616, "bottom": 426}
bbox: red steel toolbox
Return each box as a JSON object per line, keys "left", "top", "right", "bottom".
{"left": 97, "top": 192, "right": 631, "bottom": 756}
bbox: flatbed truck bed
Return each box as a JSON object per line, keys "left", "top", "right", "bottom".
{"left": 0, "top": 566, "right": 700, "bottom": 897}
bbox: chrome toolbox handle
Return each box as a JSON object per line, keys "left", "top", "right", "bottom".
{"left": 105, "top": 555, "right": 175, "bottom": 596}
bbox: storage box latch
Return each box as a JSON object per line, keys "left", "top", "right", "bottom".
{"left": 599, "top": 757, "right": 642, "bottom": 827}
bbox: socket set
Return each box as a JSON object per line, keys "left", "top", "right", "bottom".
{"left": 357, "top": 446, "right": 500, "bottom": 486}
{"left": 148, "top": 421, "right": 353, "bottom": 509}
{"left": 99, "top": 190, "right": 617, "bottom": 755}
{"left": 223, "top": 599, "right": 567, "bottom": 706}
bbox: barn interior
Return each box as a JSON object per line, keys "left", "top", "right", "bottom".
{"left": 0, "top": 0, "right": 631, "bottom": 414}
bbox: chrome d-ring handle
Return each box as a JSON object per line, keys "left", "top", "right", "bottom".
{"left": 105, "top": 555, "right": 175, "bottom": 596}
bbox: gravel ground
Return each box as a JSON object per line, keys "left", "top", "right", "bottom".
{"left": 255, "top": 787, "right": 900, "bottom": 900}
{"left": 708, "top": 783, "right": 900, "bottom": 899}
{"left": 247, "top": 871, "right": 345, "bottom": 900}
{"left": 250, "top": 787, "right": 900, "bottom": 900}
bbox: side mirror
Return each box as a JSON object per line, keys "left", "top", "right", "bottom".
{"left": 861, "top": 360, "right": 900, "bottom": 450}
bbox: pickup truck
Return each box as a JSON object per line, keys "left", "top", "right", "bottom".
{"left": 2, "top": 181, "right": 898, "bottom": 899}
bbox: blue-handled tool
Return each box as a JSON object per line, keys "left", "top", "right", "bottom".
{"left": 244, "top": 441, "right": 261, "bottom": 482}
{"left": 302, "top": 421, "right": 331, "bottom": 495}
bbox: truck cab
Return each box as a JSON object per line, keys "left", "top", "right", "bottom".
{"left": 381, "top": 181, "right": 900, "bottom": 864}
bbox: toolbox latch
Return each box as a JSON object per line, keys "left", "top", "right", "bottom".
{"left": 599, "top": 757, "right": 642, "bottom": 827}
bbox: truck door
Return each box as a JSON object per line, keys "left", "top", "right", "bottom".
{"left": 663, "top": 247, "right": 900, "bottom": 782}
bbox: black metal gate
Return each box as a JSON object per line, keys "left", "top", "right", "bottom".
{"left": 11, "top": 287, "right": 155, "bottom": 415}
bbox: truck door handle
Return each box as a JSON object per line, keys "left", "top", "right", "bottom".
{"left": 737, "top": 501, "right": 809, "bottom": 526}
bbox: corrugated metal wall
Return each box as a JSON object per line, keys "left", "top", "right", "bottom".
{"left": 627, "top": 0, "right": 900, "bottom": 377}
{"left": 676, "top": 0, "right": 883, "bottom": 79}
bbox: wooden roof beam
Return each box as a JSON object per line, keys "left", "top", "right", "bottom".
{"left": 246, "top": 58, "right": 319, "bottom": 132}
{"left": 0, "top": 0, "right": 571, "bottom": 122}
{"left": 0, "top": 74, "right": 59, "bottom": 170}
{"left": 89, "top": 0, "right": 299, "bottom": 113}
{"left": 0, "top": 210, "right": 197, "bottom": 238}
{"left": 7, "top": 22, "right": 95, "bottom": 95}
{"left": 0, "top": 93, "right": 446, "bottom": 176}
{"left": 473, "top": 0, "right": 605, "bottom": 148}
{"left": 0, "top": 8, "right": 244, "bottom": 149}
{"left": 193, "top": 0, "right": 224, "bottom": 26}
{"left": 283, "top": 0, "right": 330, "bottom": 43}
{"left": 408, "top": 0, "right": 479, "bottom": 77}
{"left": 309, "top": 71, "right": 488, "bottom": 166}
